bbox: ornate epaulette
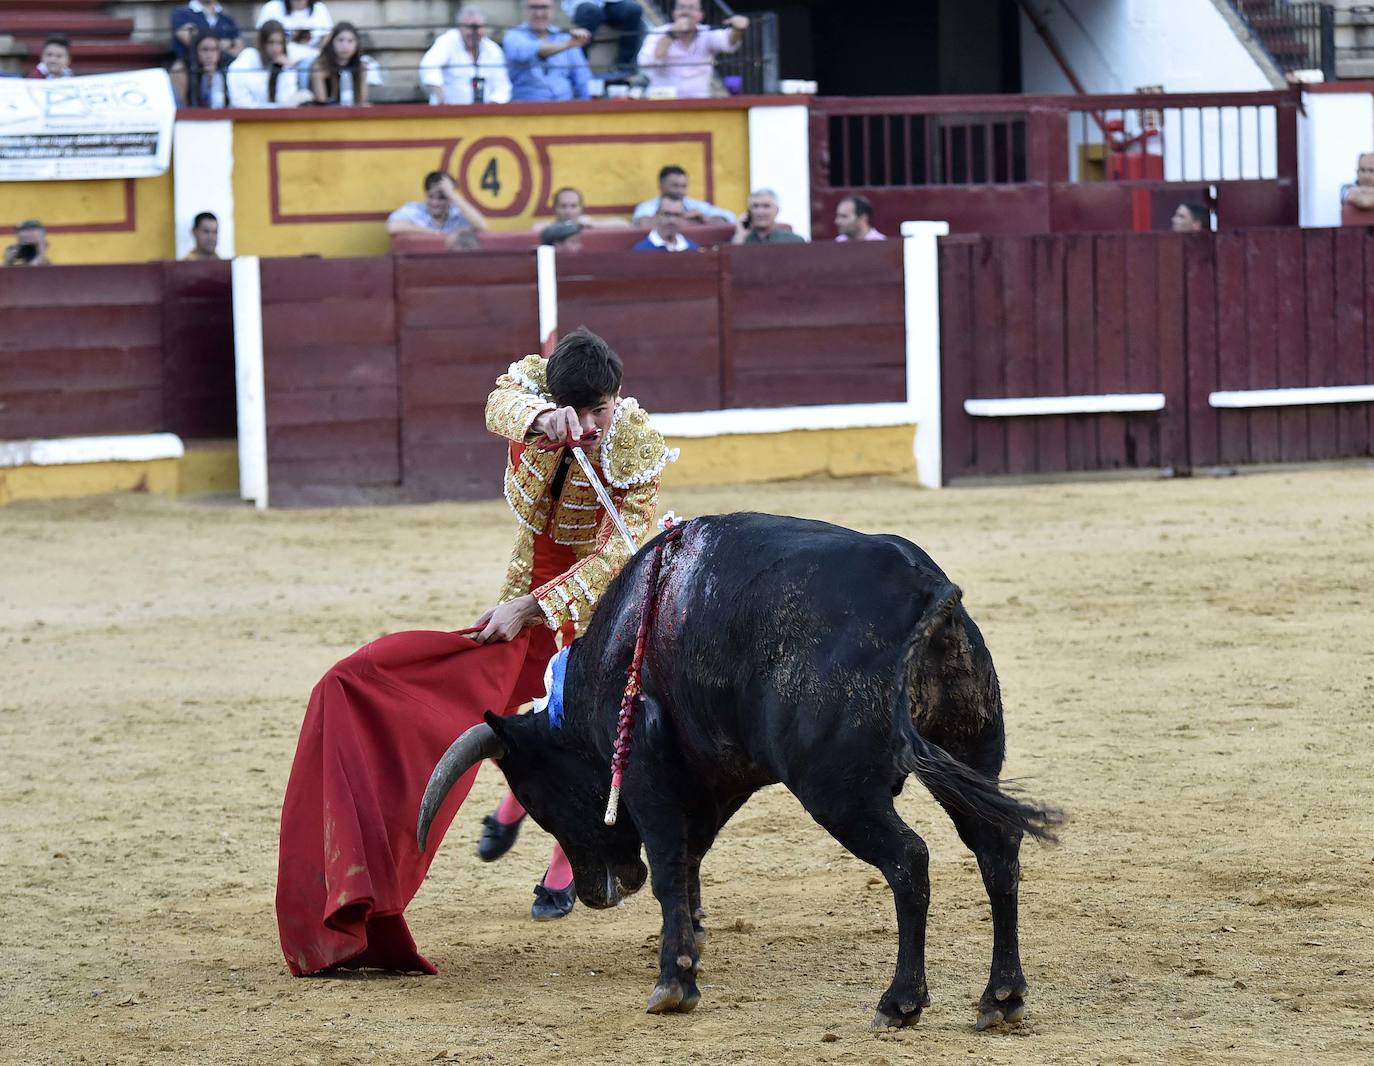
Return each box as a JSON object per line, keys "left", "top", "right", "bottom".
{"left": 599, "top": 399, "right": 679, "bottom": 489}
{"left": 506, "top": 354, "right": 550, "bottom": 400}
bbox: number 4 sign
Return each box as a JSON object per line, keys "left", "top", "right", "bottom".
{"left": 458, "top": 136, "right": 533, "bottom": 217}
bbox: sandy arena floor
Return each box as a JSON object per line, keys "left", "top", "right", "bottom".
{"left": 3, "top": 468, "right": 1373, "bottom": 1065}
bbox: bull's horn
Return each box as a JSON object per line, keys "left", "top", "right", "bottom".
{"left": 416, "top": 723, "right": 506, "bottom": 852}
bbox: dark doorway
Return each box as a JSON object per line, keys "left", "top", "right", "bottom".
{"left": 712, "top": 0, "right": 1021, "bottom": 95}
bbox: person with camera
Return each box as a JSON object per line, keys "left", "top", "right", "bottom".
{"left": 4, "top": 220, "right": 51, "bottom": 267}
{"left": 419, "top": 4, "right": 511, "bottom": 105}
{"left": 731, "top": 187, "right": 805, "bottom": 245}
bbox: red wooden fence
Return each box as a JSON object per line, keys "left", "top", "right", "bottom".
{"left": 7, "top": 233, "right": 1367, "bottom": 501}
{"left": 254, "top": 243, "right": 907, "bottom": 504}
{"left": 939, "top": 227, "right": 1374, "bottom": 480}
{"left": 0, "top": 261, "right": 234, "bottom": 442}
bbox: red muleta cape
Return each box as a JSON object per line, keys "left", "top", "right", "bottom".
{"left": 274, "top": 625, "right": 557, "bottom": 976}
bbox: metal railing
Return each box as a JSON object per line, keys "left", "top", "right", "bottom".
{"left": 1228, "top": 1, "right": 1336, "bottom": 80}
{"left": 1066, "top": 101, "right": 1280, "bottom": 183}
{"left": 825, "top": 111, "right": 1028, "bottom": 187}
{"left": 812, "top": 91, "right": 1299, "bottom": 190}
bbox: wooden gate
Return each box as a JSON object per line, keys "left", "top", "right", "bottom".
{"left": 938, "top": 228, "right": 1374, "bottom": 479}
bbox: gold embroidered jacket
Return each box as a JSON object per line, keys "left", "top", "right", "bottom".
{"left": 488, "top": 354, "right": 678, "bottom": 635}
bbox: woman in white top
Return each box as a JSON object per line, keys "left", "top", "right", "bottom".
{"left": 255, "top": 0, "right": 333, "bottom": 49}
{"left": 228, "top": 20, "right": 302, "bottom": 107}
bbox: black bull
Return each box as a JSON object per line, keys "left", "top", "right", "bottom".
{"left": 419, "top": 513, "right": 1064, "bottom": 1030}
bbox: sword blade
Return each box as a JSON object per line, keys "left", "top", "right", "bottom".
{"left": 570, "top": 446, "right": 638, "bottom": 553}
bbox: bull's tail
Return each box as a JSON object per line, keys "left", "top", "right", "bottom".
{"left": 897, "top": 729, "right": 1064, "bottom": 844}
{"left": 895, "top": 586, "right": 1066, "bottom": 844}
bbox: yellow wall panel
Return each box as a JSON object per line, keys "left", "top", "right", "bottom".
{"left": 230, "top": 106, "right": 750, "bottom": 258}
{"left": 3, "top": 171, "right": 173, "bottom": 264}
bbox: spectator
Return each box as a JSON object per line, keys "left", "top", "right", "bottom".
{"left": 183, "top": 212, "right": 221, "bottom": 260}
{"left": 1341, "top": 152, "right": 1374, "bottom": 213}
{"left": 3, "top": 220, "right": 50, "bottom": 267}
{"left": 531, "top": 186, "right": 631, "bottom": 232}
{"left": 387, "top": 171, "right": 489, "bottom": 248}
{"left": 182, "top": 32, "right": 231, "bottom": 108}
{"left": 419, "top": 5, "right": 511, "bottom": 105}
{"left": 833, "top": 195, "right": 885, "bottom": 241}
{"left": 631, "top": 195, "right": 699, "bottom": 252}
{"left": 228, "top": 21, "right": 303, "bottom": 106}
{"left": 170, "top": 0, "right": 242, "bottom": 103}
{"left": 1170, "top": 202, "right": 1208, "bottom": 233}
{"left": 28, "top": 36, "right": 72, "bottom": 79}
{"left": 256, "top": 0, "right": 332, "bottom": 49}
{"left": 540, "top": 219, "right": 584, "bottom": 253}
{"left": 563, "top": 0, "right": 644, "bottom": 79}
{"left": 731, "top": 187, "right": 805, "bottom": 245}
{"left": 638, "top": 0, "right": 746, "bottom": 100}
{"left": 631, "top": 164, "right": 733, "bottom": 224}
{"left": 311, "top": 22, "right": 367, "bottom": 105}
{"left": 503, "top": 0, "right": 591, "bottom": 102}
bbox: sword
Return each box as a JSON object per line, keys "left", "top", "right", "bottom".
{"left": 538, "top": 430, "right": 638, "bottom": 553}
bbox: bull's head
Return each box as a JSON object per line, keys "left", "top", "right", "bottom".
{"left": 416, "top": 710, "right": 648, "bottom": 909}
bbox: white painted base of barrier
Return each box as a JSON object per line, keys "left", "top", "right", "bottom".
{"left": 1209, "top": 385, "right": 1374, "bottom": 409}
{"left": 965, "top": 393, "right": 1167, "bottom": 417}
{"left": 654, "top": 402, "right": 916, "bottom": 438}
{"left": 0, "top": 433, "right": 185, "bottom": 469}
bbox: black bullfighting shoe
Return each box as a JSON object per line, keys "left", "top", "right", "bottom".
{"left": 477, "top": 814, "right": 524, "bottom": 862}
{"left": 531, "top": 881, "right": 576, "bottom": 921}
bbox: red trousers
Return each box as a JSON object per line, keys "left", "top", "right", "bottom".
{"left": 275, "top": 533, "right": 575, "bottom": 975}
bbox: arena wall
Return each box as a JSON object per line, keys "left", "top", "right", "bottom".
{"left": 233, "top": 239, "right": 917, "bottom": 506}
{"left": 178, "top": 98, "right": 762, "bottom": 260}
{"left": 0, "top": 171, "right": 175, "bottom": 266}
{"left": 939, "top": 227, "right": 1374, "bottom": 479}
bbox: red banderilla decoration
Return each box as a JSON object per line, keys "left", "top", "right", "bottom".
{"left": 604, "top": 518, "right": 683, "bottom": 825}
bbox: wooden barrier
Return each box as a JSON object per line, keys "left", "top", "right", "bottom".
{"left": 9, "top": 230, "right": 1367, "bottom": 503}
{"left": 939, "top": 228, "right": 1374, "bottom": 479}
{"left": 559, "top": 251, "right": 724, "bottom": 413}
{"left": 258, "top": 258, "right": 401, "bottom": 506}
{"left": 723, "top": 240, "right": 905, "bottom": 408}
{"left": 0, "top": 261, "right": 234, "bottom": 443}
{"left": 396, "top": 252, "right": 539, "bottom": 500}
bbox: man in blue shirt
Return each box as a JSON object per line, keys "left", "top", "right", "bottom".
{"left": 503, "top": 0, "right": 591, "bottom": 102}
{"left": 631, "top": 196, "right": 700, "bottom": 252}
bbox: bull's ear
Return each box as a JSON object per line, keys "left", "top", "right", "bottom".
{"left": 484, "top": 709, "right": 516, "bottom": 749}
{"left": 483, "top": 708, "right": 545, "bottom": 753}
{"left": 917, "top": 584, "right": 963, "bottom": 643}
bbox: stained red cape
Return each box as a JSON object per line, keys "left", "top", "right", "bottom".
{"left": 274, "top": 625, "right": 557, "bottom": 976}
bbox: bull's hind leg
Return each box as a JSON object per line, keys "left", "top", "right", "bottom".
{"left": 941, "top": 804, "right": 1028, "bottom": 1030}
{"left": 798, "top": 788, "right": 932, "bottom": 1028}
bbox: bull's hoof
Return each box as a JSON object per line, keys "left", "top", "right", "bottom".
{"left": 975, "top": 981, "right": 1027, "bottom": 1031}
{"left": 646, "top": 979, "right": 700, "bottom": 1015}
{"left": 872, "top": 985, "right": 929, "bottom": 1029}
{"left": 871, "top": 1006, "right": 922, "bottom": 1029}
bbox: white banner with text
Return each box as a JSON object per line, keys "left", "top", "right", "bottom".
{"left": 0, "top": 69, "right": 177, "bottom": 181}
